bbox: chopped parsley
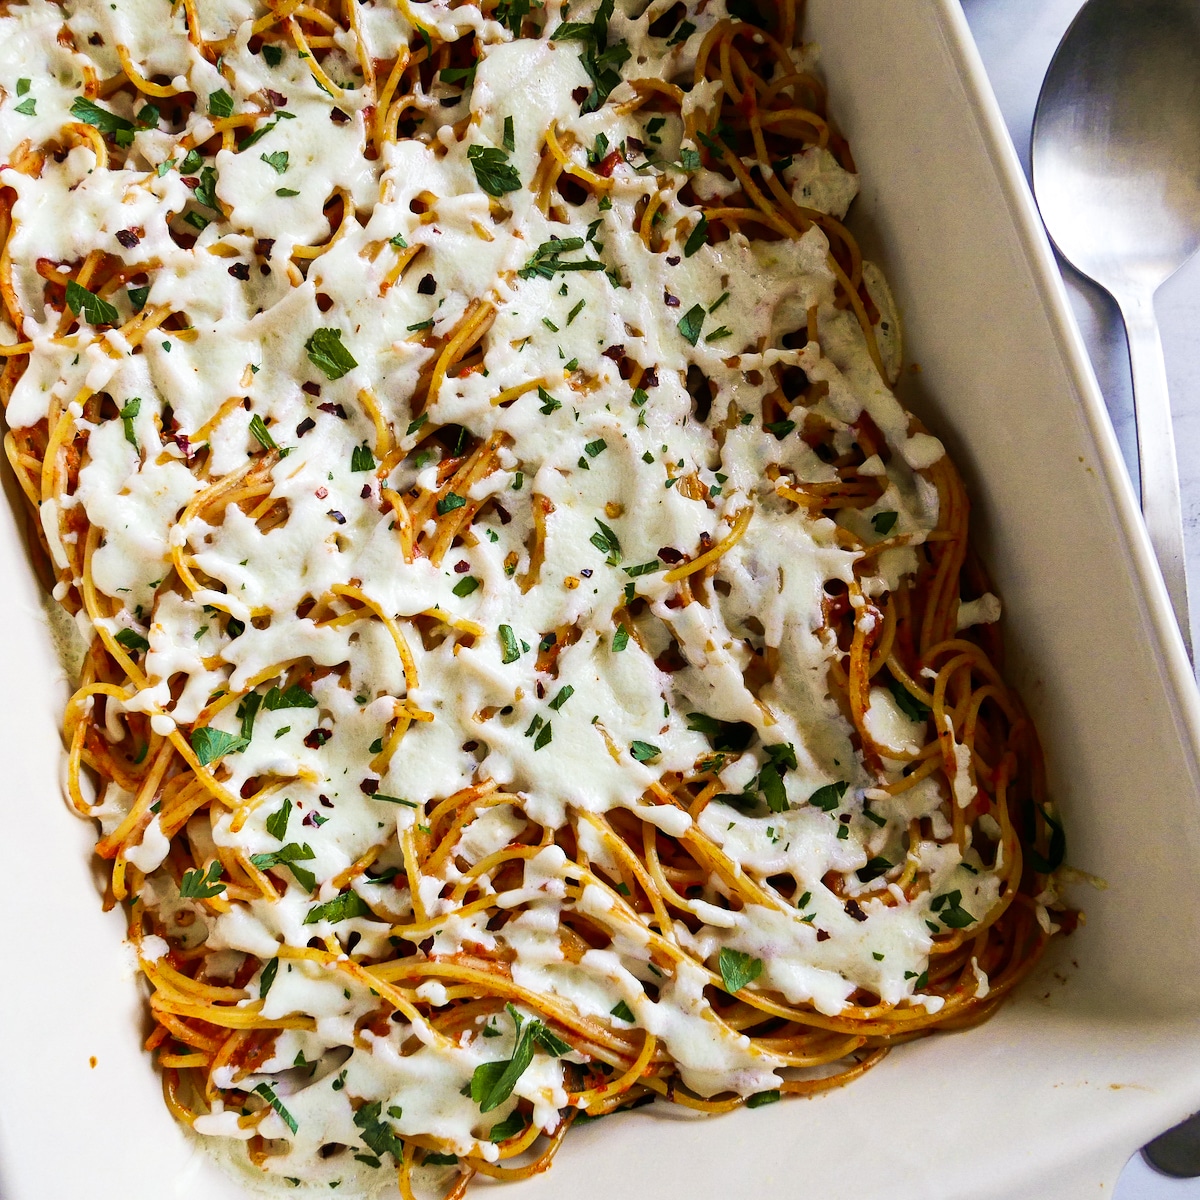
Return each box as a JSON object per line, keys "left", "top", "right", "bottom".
{"left": 683, "top": 215, "right": 708, "bottom": 257}
{"left": 857, "top": 856, "right": 893, "bottom": 883}
{"left": 253, "top": 1082, "right": 298, "bottom": 1134}
{"left": 305, "top": 327, "right": 358, "bottom": 379}
{"left": 499, "top": 624, "right": 520, "bottom": 663}
{"left": 303, "top": 890, "right": 370, "bottom": 925}
{"left": 467, "top": 144, "right": 521, "bottom": 196}
{"left": 264, "top": 685, "right": 317, "bottom": 710}
{"left": 118, "top": 397, "right": 141, "bottom": 449}
{"left": 518, "top": 236, "right": 605, "bottom": 280}
{"left": 190, "top": 726, "right": 245, "bottom": 766}
{"left": 114, "top": 627, "right": 149, "bottom": 653}
{"left": 179, "top": 861, "right": 226, "bottom": 899}
{"left": 353, "top": 1101, "right": 403, "bottom": 1162}
{"left": 250, "top": 842, "right": 316, "bottom": 891}
{"left": 808, "top": 781, "right": 848, "bottom": 812}
{"left": 65, "top": 279, "right": 118, "bottom": 327}
{"left": 470, "top": 1004, "right": 570, "bottom": 1112}
{"left": 590, "top": 518, "right": 622, "bottom": 564}
{"left": 265, "top": 798, "right": 292, "bottom": 840}
{"left": 676, "top": 303, "right": 705, "bottom": 345}
{"left": 208, "top": 89, "right": 234, "bottom": 118}
{"left": 717, "top": 947, "right": 762, "bottom": 994}
{"left": 552, "top": 0, "right": 630, "bottom": 113}
{"left": 886, "top": 676, "right": 930, "bottom": 722}
{"left": 248, "top": 414, "right": 278, "bottom": 451}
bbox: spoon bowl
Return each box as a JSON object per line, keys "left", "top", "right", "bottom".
{"left": 1032, "top": 0, "right": 1200, "bottom": 655}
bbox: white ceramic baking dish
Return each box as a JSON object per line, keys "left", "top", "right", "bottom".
{"left": 4, "top": 0, "right": 1200, "bottom": 1197}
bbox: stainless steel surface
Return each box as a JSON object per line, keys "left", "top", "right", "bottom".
{"left": 1031, "top": 0, "right": 1200, "bottom": 657}
{"left": 1146, "top": 1113, "right": 1200, "bottom": 1179}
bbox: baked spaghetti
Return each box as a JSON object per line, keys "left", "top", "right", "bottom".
{"left": 0, "top": 0, "right": 1070, "bottom": 1192}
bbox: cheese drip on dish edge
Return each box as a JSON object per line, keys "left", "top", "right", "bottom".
{"left": 0, "top": 0, "right": 1063, "bottom": 1192}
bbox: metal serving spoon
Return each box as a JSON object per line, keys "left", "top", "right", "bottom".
{"left": 1031, "top": 0, "right": 1200, "bottom": 659}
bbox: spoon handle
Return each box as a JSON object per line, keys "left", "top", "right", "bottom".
{"left": 1118, "top": 291, "right": 1192, "bottom": 660}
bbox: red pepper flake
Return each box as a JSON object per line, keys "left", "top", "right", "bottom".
{"left": 297, "top": 417, "right": 316, "bottom": 437}
{"left": 601, "top": 344, "right": 625, "bottom": 361}
{"left": 657, "top": 546, "right": 684, "bottom": 563}
{"left": 317, "top": 402, "right": 348, "bottom": 418}
{"left": 265, "top": 88, "right": 287, "bottom": 107}
{"left": 304, "top": 727, "right": 331, "bottom": 748}
{"left": 643, "top": 368, "right": 659, "bottom": 387}
{"left": 360, "top": 777, "right": 379, "bottom": 795}
{"left": 453, "top": 559, "right": 470, "bottom": 574}
{"left": 315, "top": 486, "right": 328, "bottom": 499}
{"left": 816, "top": 929, "right": 831, "bottom": 942}
{"left": 228, "top": 262, "right": 250, "bottom": 280}
{"left": 318, "top": 793, "right": 334, "bottom": 808}
{"left": 572, "top": 85, "right": 590, "bottom": 103}
{"left": 666, "top": 255, "right": 680, "bottom": 266}
{"left": 417, "top": 273, "right": 437, "bottom": 295}
{"left": 595, "top": 149, "right": 623, "bottom": 177}
{"left": 664, "top": 291, "right": 680, "bottom": 308}
{"left": 360, "top": 484, "right": 372, "bottom": 499}
{"left": 116, "top": 229, "right": 140, "bottom": 248}
{"left": 327, "top": 510, "right": 346, "bottom": 524}
{"left": 462, "top": 740, "right": 478, "bottom": 752}
{"left": 844, "top": 899, "right": 868, "bottom": 922}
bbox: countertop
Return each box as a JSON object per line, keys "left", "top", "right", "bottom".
{"left": 961, "top": 1, "right": 1200, "bottom": 1194}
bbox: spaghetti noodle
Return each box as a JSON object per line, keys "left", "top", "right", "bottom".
{"left": 0, "top": 0, "right": 1072, "bottom": 1192}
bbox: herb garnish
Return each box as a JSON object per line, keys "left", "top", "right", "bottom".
{"left": 180, "top": 861, "right": 226, "bottom": 899}
{"left": 499, "top": 624, "right": 520, "bottom": 663}
{"left": 467, "top": 144, "right": 521, "bottom": 196}
{"left": 470, "top": 1004, "right": 570, "bottom": 1112}
{"left": 253, "top": 1082, "right": 298, "bottom": 1134}
{"left": 717, "top": 947, "right": 762, "bottom": 993}
{"left": 552, "top": 0, "right": 630, "bottom": 113}
{"left": 629, "top": 740, "right": 660, "bottom": 763}
{"left": 808, "top": 781, "right": 848, "bottom": 812}
{"left": 248, "top": 414, "right": 277, "bottom": 451}
{"left": 65, "top": 279, "right": 119, "bottom": 326}
{"left": 190, "top": 726, "right": 245, "bottom": 766}
{"left": 518, "top": 236, "right": 605, "bottom": 280}
{"left": 305, "top": 327, "right": 358, "bottom": 379}
{"left": 250, "top": 842, "right": 317, "bottom": 891}
{"left": 353, "top": 1101, "right": 404, "bottom": 1162}
{"left": 677, "top": 303, "right": 705, "bottom": 345}
{"left": 303, "top": 890, "right": 370, "bottom": 925}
